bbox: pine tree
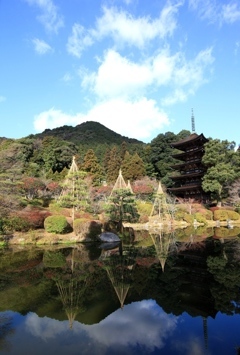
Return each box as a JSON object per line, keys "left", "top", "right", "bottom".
{"left": 107, "top": 189, "right": 139, "bottom": 223}
{"left": 130, "top": 153, "right": 146, "bottom": 180}
{"left": 58, "top": 157, "right": 89, "bottom": 220}
{"left": 107, "top": 146, "right": 121, "bottom": 183}
{"left": 121, "top": 151, "right": 133, "bottom": 181}
{"left": 121, "top": 152, "right": 145, "bottom": 181}
{"left": 82, "top": 149, "right": 104, "bottom": 186}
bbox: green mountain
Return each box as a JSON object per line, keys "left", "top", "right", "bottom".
{"left": 30, "top": 121, "right": 144, "bottom": 146}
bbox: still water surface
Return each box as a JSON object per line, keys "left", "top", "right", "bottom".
{"left": 1, "top": 228, "right": 240, "bottom": 355}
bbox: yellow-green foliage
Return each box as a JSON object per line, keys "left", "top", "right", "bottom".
{"left": 136, "top": 201, "right": 152, "bottom": 215}
{"left": 199, "top": 209, "right": 213, "bottom": 220}
{"left": 176, "top": 204, "right": 189, "bottom": 212}
{"left": 183, "top": 213, "right": 194, "bottom": 224}
{"left": 48, "top": 202, "right": 62, "bottom": 214}
{"left": 43, "top": 250, "right": 66, "bottom": 268}
{"left": 213, "top": 210, "right": 229, "bottom": 221}
{"left": 194, "top": 226, "right": 214, "bottom": 237}
{"left": 44, "top": 215, "right": 71, "bottom": 234}
{"left": 135, "top": 235, "right": 153, "bottom": 247}
{"left": 213, "top": 209, "right": 240, "bottom": 221}
{"left": 174, "top": 227, "right": 192, "bottom": 241}
{"left": 214, "top": 226, "right": 240, "bottom": 238}
{"left": 194, "top": 212, "right": 207, "bottom": 225}
{"left": 174, "top": 210, "right": 186, "bottom": 221}
{"left": 73, "top": 218, "right": 102, "bottom": 238}
{"left": 227, "top": 210, "right": 240, "bottom": 220}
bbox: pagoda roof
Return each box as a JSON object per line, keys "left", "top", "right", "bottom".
{"left": 172, "top": 146, "right": 205, "bottom": 159}
{"left": 171, "top": 133, "right": 208, "bottom": 151}
{"left": 170, "top": 162, "right": 202, "bottom": 170}
{"left": 171, "top": 171, "right": 204, "bottom": 179}
{"left": 168, "top": 183, "right": 201, "bottom": 192}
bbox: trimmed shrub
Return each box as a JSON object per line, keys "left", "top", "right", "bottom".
{"left": 196, "top": 208, "right": 213, "bottom": 220}
{"left": 213, "top": 210, "right": 229, "bottom": 221}
{"left": 136, "top": 201, "right": 152, "bottom": 223}
{"left": 175, "top": 210, "right": 187, "bottom": 221}
{"left": 214, "top": 227, "right": 240, "bottom": 238}
{"left": 18, "top": 208, "right": 51, "bottom": 229}
{"left": 73, "top": 218, "right": 102, "bottom": 241}
{"left": 43, "top": 251, "right": 66, "bottom": 268}
{"left": 183, "top": 213, "right": 194, "bottom": 224}
{"left": 4, "top": 216, "right": 31, "bottom": 232}
{"left": 44, "top": 215, "right": 71, "bottom": 234}
{"left": 227, "top": 210, "right": 240, "bottom": 221}
{"left": 194, "top": 213, "right": 207, "bottom": 225}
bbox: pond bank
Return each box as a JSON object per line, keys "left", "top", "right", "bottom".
{"left": 1, "top": 219, "right": 240, "bottom": 246}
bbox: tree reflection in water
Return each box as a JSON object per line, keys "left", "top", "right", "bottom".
{"left": 98, "top": 242, "right": 138, "bottom": 309}
{"left": 0, "top": 228, "right": 240, "bottom": 353}
{"left": 51, "top": 248, "right": 89, "bottom": 329}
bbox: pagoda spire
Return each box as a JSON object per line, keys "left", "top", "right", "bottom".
{"left": 191, "top": 108, "right": 195, "bottom": 133}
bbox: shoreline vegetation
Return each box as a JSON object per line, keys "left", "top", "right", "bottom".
{"left": 2, "top": 217, "right": 240, "bottom": 247}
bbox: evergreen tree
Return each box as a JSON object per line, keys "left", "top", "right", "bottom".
{"left": 130, "top": 153, "right": 145, "bottom": 180}
{"left": 120, "top": 141, "right": 127, "bottom": 161}
{"left": 121, "top": 151, "right": 132, "bottom": 181}
{"left": 202, "top": 139, "right": 238, "bottom": 205}
{"left": 107, "top": 146, "right": 121, "bottom": 183}
{"left": 82, "top": 149, "right": 104, "bottom": 186}
{"left": 149, "top": 131, "right": 178, "bottom": 186}
{"left": 107, "top": 189, "right": 139, "bottom": 223}
{"left": 58, "top": 169, "right": 89, "bottom": 219}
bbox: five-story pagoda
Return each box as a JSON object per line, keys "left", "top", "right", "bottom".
{"left": 168, "top": 111, "right": 209, "bottom": 202}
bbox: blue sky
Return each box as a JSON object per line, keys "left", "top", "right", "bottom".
{"left": 0, "top": 0, "right": 240, "bottom": 144}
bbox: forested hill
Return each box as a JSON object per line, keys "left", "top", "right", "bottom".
{"left": 30, "top": 121, "right": 143, "bottom": 146}
{"left": 0, "top": 120, "right": 192, "bottom": 187}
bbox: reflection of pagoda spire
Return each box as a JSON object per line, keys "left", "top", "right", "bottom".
{"left": 202, "top": 316, "right": 208, "bottom": 350}
{"left": 101, "top": 246, "right": 137, "bottom": 308}
{"left": 150, "top": 231, "right": 173, "bottom": 271}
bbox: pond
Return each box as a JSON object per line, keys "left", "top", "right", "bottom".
{"left": 1, "top": 227, "right": 240, "bottom": 355}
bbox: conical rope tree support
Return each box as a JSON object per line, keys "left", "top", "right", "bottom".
{"left": 149, "top": 181, "right": 173, "bottom": 227}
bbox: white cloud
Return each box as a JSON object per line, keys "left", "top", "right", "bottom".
{"left": 235, "top": 41, "right": 240, "bottom": 55}
{"left": 32, "top": 38, "right": 53, "bottom": 54}
{"left": 173, "top": 336, "right": 206, "bottom": 355}
{"left": 25, "top": 0, "right": 64, "bottom": 33}
{"left": 33, "top": 108, "right": 83, "bottom": 133}
{"left": 66, "top": 2, "right": 182, "bottom": 58}
{"left": 162, "top": 47, "right": 214, "bottom": 105}
{"left": 222, "top": 3, "right": 240, "bottom": 24}
{"left": 26, "top": 313, "right": 67, "bottom": 340}
{"left": 81, "top": 46, "right": 214, "bottom": 105}
{"left": 162, "top": 89, "right": 188, "bottom": 106}
{"left": 95, "top": 3, "right": 181, "bottom": 47}
{"left": 189, "top": 0, "right": 240, "bottom": 25}
{"left": 88, "top": 300, "right": 178, "bottom": 349}
{"left": 86, "top": 49, "right": 152, "bottom": 99}
{"left": 67, "top": 23, "right": 93, "bottom": 58}
{"left": 25, "top": 300, "right": 178, "bottom": 352}
{"left": 33, "top": 98, "right": 170, "bottom": 142}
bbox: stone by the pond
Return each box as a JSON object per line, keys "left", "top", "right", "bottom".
{"left": 98, "top": 232, "right": 120, "bottom": 243}
{"left": 98, "top": 241, "right": 120, "bottom": 250}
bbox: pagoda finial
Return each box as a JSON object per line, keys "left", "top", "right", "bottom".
{"left": 191, "top": 108, "right": 195, "bottom": 132}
